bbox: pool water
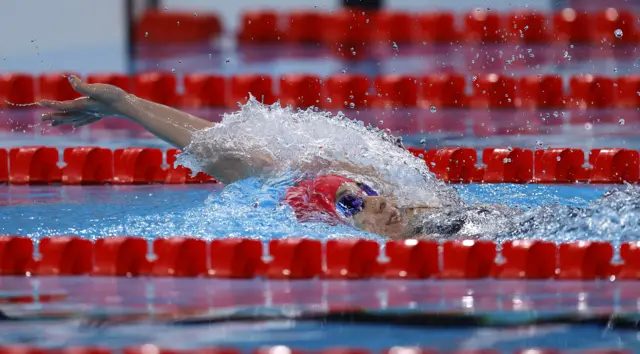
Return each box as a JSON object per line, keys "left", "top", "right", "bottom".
{"left": 0, "top": 182, "right": 614, "bottom": 241}
{"left": 1, "top": 276, "right": 640, "bottom": 351}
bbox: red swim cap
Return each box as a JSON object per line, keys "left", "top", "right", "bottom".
{"left": 284, "top": 174, "right": 355, "bottom": 222}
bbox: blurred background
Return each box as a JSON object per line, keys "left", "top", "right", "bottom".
{"left": 0, "top": 0, "right": 639, "bottom": 150}
{"left": 2, "top": 0, "right": 637, "bottom": 73}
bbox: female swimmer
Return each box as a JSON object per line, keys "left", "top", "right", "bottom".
{"left": 38, "top": 76, "right": 631, "bottom": 240}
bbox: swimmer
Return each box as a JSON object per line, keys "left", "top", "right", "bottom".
{"left": 38, "top": 76, "right": 632, "bottom": 240}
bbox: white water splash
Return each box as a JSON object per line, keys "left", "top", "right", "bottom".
{"left": 177, "top": 96, "right": 461, "bottom": 209}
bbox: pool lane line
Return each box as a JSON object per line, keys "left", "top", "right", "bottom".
{"left": 2, "top": 146, "right": 640, "bottom": 185}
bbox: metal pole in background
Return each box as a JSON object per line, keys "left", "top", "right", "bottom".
{"left": 125, "top": 0, "right": 161, "bottom": 75}
{"left": 125, "top": 0, "right": 136, "bottom": 75}
{"left": 146, "top": 0, "right": 160, "bottom": 10}
{"left": 342, "top": 0, "right": 384, "bottom": 11}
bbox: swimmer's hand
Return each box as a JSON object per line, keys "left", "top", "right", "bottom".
{"left": 38, "top": 75, "right": 213, "bottom": 150}
{"left": 39, "top": 75, "right": 127, "bottom": 128}
{"left": 37, "top": 74, "right": 270, "bottom": 183}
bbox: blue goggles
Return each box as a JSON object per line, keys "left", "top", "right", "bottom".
{"left": 335, "top": 182, "right": 379, "bottom": 218}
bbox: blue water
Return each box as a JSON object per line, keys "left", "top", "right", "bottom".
{"left": 0, "top": 181, "right": 610, "bottom": 241}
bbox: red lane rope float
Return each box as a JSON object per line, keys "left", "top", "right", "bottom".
{"left": 235, "top": 8, "right": 640, "bottom": 46}
{"left": 2, "top": 72, "right": 639, "bottom": 111}
{"left": 134, "top": 10, "right": 222, "bottom": 44}
{"left": 1, "top": 146, "right": 219, "bottom": 185}
{"left": 1, "top": 146, "right": 640, "bottom": 185}
{"left": 1, "top": 236, "right": 639, "bottom": 280}
{"left": 408, "top": 147, "right": 638, "bottom": 184}
{"left": 129, "top": 8, "right": 640, "bottom": 48}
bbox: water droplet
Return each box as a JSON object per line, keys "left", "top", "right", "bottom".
{"left": 177, "top": 21, "right": 180, "bottom": 26}
{"left": 503, "top": 158, "right": 511, "bottom": 163}
{"left": 194, "top": 13, "right": 198, "bottom": 17}
{"left": 584, "top": 122, "right": 593, "bottom": 130}
{"left": 614, "top": 29, "right": 623, "bottom": 38}
{"left": 430, "top": 106, "right": 437, "bottom": 113}
{"left": 341, "top": 69, "right": 347, "bottom": 74}
{"left": 164, "top": 6, "right": 168, "bottom": 11}
{"left": 430, "top": 162, "right": 436, "bottom": 167}
{"left": 619, "top": 118, "right": 625, "bottom": 125}
{"left": 145, "top": 32, "right": 149, "bottom": 38}
{"left": 536, "top": 140, "right": 543, "bottom": 147}
{"left": 556, "top": 156, "right": 561, "bottom": 162}
{"left": 420, "top": 138, "right": 426, "bottom": 145}
{"left": 553, "top": 111, "right": 559, "bottom": 117}
{"left": 379, "top": 120, "right": 384, "bottom": 124}
{"left": 326, "top": 98, "right": 332, "bottom": 103}
{"left": 392, "top": 42, "right": 399, "bottom": 51}
{"left": 226, "top": 58, "right": 231, "bottom": 63}
{"left": 171, "top": 68, "right": 175, "bottom": 73}
{"left": 349, "top": 102, "right": 355, "bottom": 109}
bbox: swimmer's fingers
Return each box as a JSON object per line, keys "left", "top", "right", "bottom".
{"left": 72, "top": 116, "right": 102, "bottom": 128}
{"left": 42, "top": 111, "right": 99, "bottom": 126}
{"left": 41, "top": 111, "right": 78, "bottom": 122}
{"left": 67, "top": 75, "right": 126, "bottom": 102}
{"left": 38, "top": 97, "right": 95, "bottom": 112}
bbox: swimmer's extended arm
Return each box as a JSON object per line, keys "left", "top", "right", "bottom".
{"left": 39, "top": 76, "right": 276, "bottom": 183}
{"left": 39, "top": 76, "right": 213, "bottom": 150}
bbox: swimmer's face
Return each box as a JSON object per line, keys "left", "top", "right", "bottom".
{"left": 335, "top": 182, "right": 406, "bottom": 238}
